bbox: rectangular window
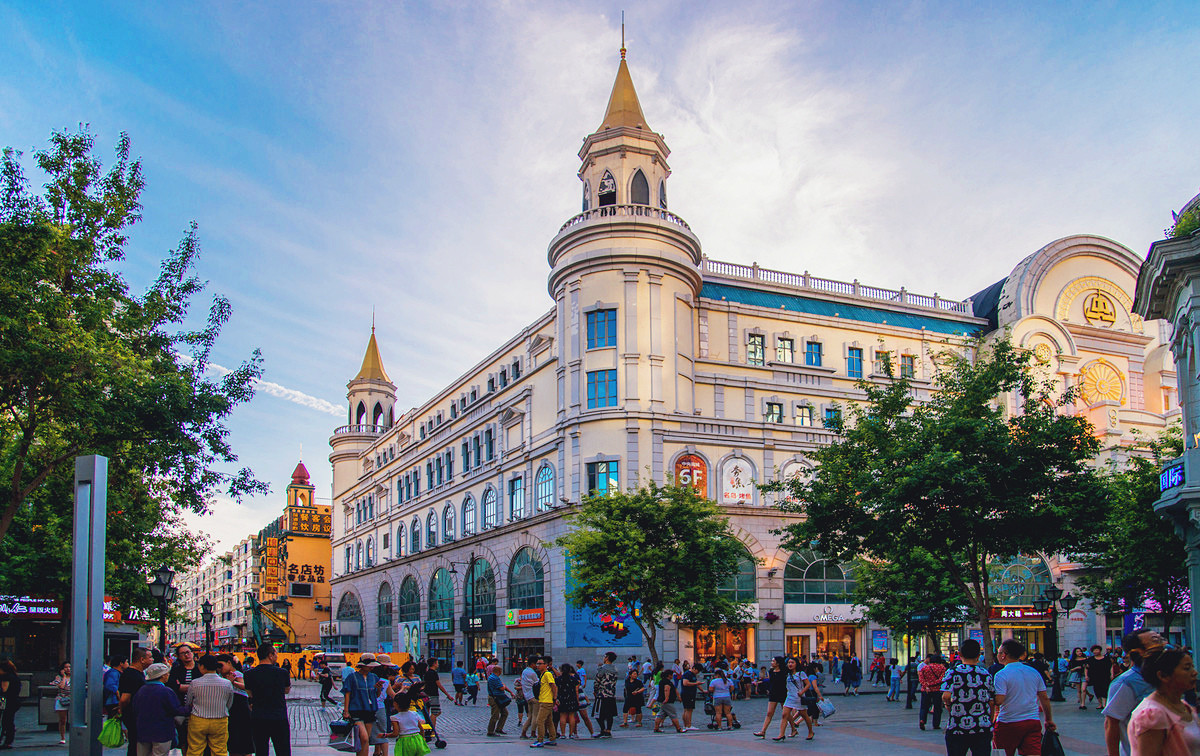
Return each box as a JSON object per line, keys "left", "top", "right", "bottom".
{"left": 461, "top": 442, "right": 470, "bottom": 472}
{"left": 470, "top": 389, "right": 477, "bottom": 402}
{"left": 419, "top": 426, "right": 426, "bottom": 439}
{"left": 776, "top": 338, "right": 794, "bottom": 363}
{"left": 485, "top": 429, "right": 494, "bottom": 460}
{"left": 435, "top": 457, "right": 444, "bottom": 486}
{"left": 500, "top": 368, "right": 508, "bottom": 387}
{"left": 847, "top": 347, "right": 863, "bottom": 379}
{"left": 586, "top": 461, "right": 619, "bottom": 495}
{"left": 823, "top": 407, "right": 842, "bottom": 428}
{"left": 805, "top": 341, "right": 823, "bottom": 367}
{"left": 509, "top": 477, "right": 525, "bottom": 520}
{"left": 488, "top": 377, "right": 496, "bottom": 392}
{"left": 901, "top": 354, "right": 916, "bottom": 379}
{"left": 765, "top": 402, "right": 783, "bottom": 423}
{"left": 426, "top": 463, "right": 433, "bottom": 489}
{"left": 473, "top": 436, "right": 482, "bottom": 467}
{"left": 796, "top": 405, "right": 813, "bottom": 427}
{"left": 875, "top": 350, "right": 892, "bottom": 375}
{"left": 289, "top": 582, "right": 313, "bottom": 598}
{"left": 513, "top": 360, "right": 522, "bottom": 379}
{"left": 414, "top": 473, "right": 419, "bottom": 496}
{"left": 747, "top": 334, "right": 765, "bottom": 365}
{"left": 586, "top": 309, "right": 618, "bottom": 349}
{"left": 450, "top": 404, "right": 457, "bottom": 419}
{"left": 446, "top": 450, "right": 454, "bottom": 479}
{"left": 586, "top": 369, "right": 618, "bottom": 408}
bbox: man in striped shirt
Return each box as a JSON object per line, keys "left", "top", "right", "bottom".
{"left": 184, "top": 654, "right": 234, "bottom": 756}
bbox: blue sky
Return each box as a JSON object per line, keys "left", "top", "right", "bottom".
{"left": 3, "top": 1, "right": 1199, "bottom": 552}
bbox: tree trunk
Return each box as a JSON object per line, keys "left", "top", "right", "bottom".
{"left": 634, "top": 616, "right": 660, "bottom": 667}
{"left": 978, "top": 608, "right": 996, "bottom": 665}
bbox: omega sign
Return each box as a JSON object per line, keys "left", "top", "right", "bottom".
{"left": 813, "top": 606, "right": 847, "bottom": 623}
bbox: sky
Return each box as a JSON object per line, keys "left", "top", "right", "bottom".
{"left": 3, "top": 1, "right": 1199, "bottom": 556}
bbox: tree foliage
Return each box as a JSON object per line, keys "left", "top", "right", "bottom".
{"left": 775, "top": 338, "right": 1105, "bottom": 661}
{"left": 0, "top": 128, "right": 265, "bottom": 610}
{"left": 1077, "top": 424, "right": 1188, "bottom": 636}
{"left": 848, "top": 548, "right": 972, "bottom": 649}
{"left": 556, "top": 480, "right": 752, "bottom": 665}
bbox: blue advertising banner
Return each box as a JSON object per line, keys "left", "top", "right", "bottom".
{"left": 969, "top": 629, "right": 985, "bottom": 644}
{"left": 564, "top": 555, "right": 645, "bottom": 648}
{"left": 871, "top": 629, "right": 889, "bottom": 653}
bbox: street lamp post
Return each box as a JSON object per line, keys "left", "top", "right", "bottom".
{"left": 1035, "top": 587, "right": 1080, "bottom": 702}
{"left": 201, "top": 599, "right": 214, "bottom": 654}
{"left": 147, "top": 564, "right": 176, "bottom": 653}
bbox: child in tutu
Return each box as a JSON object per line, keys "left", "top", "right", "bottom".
{"left": 390, "top": 692, "right": 431, "bottom": 756}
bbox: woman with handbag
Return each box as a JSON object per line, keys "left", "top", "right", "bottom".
{"left": 52, "top": 661, "right": 71, "bottom": 745}
{"left": 775, "top": 657, "right": 813, "bottom": 742}
{"left": 1069, "top": 648, "right": 1090, "bottom": 709}
{"left": 485, "top": 664, "right": 513, "bottom": 737}
{"left": 752, "top": 656, "right": 788, "bottom": 738}
{"left": 804, "top": 662, "right": 826, "bottom": 730}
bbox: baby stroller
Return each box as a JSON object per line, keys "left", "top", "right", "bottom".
{"left": 702, "top": 689, "right": 742, "bottom": 731}
{"left": 412, "top": 697, "right": 447, "bottom": 750}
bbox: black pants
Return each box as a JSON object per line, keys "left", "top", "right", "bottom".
{"left": 1, "top": 699, "right": 18, "bottom": 746}
{"left": 919, "top": 691, "right": 943, "bottom": 728}
{"left": 945, "top": 731, "right": 992, "bottom": 756}
{"left": 319, "top": 679, "right": 336, "bottom": 703}
{"left": 252, "top": 718, "right": 291, "bottom": 756}
{"left": 597, "top": 697, "right": 617, "bottom": 732}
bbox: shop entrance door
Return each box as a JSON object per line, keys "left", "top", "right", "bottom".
{"left": 505, "top": 639, "right": 545, "bottom": 675}
{"left": 786, "top": 631, "right": 815, "bottom": 660}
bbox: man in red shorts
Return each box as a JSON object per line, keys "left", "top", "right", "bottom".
{"left": 993, "top": 638, "right": 1056, "bottom": 756}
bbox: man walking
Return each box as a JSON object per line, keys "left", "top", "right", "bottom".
{"left": 593, "top": 652, "right": 619, "bottom": 738}
{"left": 243, "top": 642, "right": 292, "bottom": 755}
{"left": 185, "top": 654, "right": 234, "bottom": 756}
{"left": 530, "top": 656, "right": 558, "bottom": 748}
{"left": 941, "top": 639, "right": 995, "bottom": 756}
{"left": 993, "top": 639, "right": 1055, "bottom": 756}
{"left": 1102, "top": 629, "right": 1165, "bottom": 756}
{"left": 520, "top": 657, "right": 541, "bottom": 740}
{"left": 120, "top": 647, "right": 153, "bottom": 756}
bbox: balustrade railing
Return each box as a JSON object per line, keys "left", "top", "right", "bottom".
{"left": 557, "top": 204, "right": 693, "bottom": 234}
{"left": 333, "top": 424, "right": 387, "bottom": 436}
{"left": 701, "top": 258, "right": 974, "bottom": 315}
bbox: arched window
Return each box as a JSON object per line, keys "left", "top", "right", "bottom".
{"left": 443, "top": 503, "right": 455, "bottom": 542}
{"left": 783, "top": 550, "right": 856, "bottom": 604}
{"left": 658, "top": 179, "right": 668, "bottom": 209}
{"left": 987, "top": 555, "right": 1053, "bottom": 606}
{"left": 410, "top": 517, "right": 421, "bottom": 553}
{"left": 534, "top": 465, "right": 555, "bottom": 512}
{"left": 630, "top": 169, "right": 649, "bottom": 205}
{"left": 428, "top": 568, "right": 454, "bottom": 621}
{"left": 372, "top": 402, "right": 384, "bottom": 426}
{"left": 355, "top": 540, "right": 363, "bottom": 570}
{"left": 377, "top": 582, "right": 394, "bottom": 648}
{"left": 582, "top": 180, "right": 591, "bottom": 212}
{"left": 462, "top": 496, "right": 476, "bottom": 537}
{"left": 598, "top": 170, "right": 616, "bottom": 207}
{"left": 337, "top": 591, "right": 363, "bottom": 621}
{"left": 508, "top": 548, "right": 545, "bottom": 611}
{"left": 427, "top": 511, "right": 438, "bottom": 548}
{"left": 465, "top": 558, "right": 496, "bottom": 616}
{"left": 355, "top": 401, "right": 367, "bottom": 425}
{"left": 718, "top": 546, "right": 758, "bottom": 603}
{"left": 396, "top": 523, "right": 406, "bottom": 558}
{"left": 397, "top": 576, "right": 420, "bottom": 622}
{"left": 482, "top": 488, "right": 498, "bottom": 530}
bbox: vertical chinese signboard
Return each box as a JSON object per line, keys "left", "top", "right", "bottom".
{"left": 263, "top": 537, "right": 279, "bottom": 596}
{"left": 674, "top": 454, "right": 707, "bottom": 493}
{"left": 720, "top": 457, "right": 755, "bottom": 504}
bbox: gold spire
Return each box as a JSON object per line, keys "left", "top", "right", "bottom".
{"left": 354, "top": 329, "right": 391, "bottom": 383}
{"left": 598, "top": 44, "right": 649, "bottom": 132}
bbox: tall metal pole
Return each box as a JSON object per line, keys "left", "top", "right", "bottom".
{"left": 1047, "top": 606, "right": 1064, "bottom": 701}
{"left": 69, "top": 455, "right": 107, "bottom": 756}
{"left": 158, "top": 599, "right": 168, "bottom": 653}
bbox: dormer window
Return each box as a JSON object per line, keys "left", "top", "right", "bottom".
{"left": 631, "top": 169, "right": 649, "bottom": 205}
{"left": 598, "top": 171, "right": 616, "bottom": 207}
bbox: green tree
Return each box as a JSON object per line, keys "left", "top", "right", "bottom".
{"left": 1077, "top": 424, "right": 1188, "bottom": 637}
{"left": 775, "top": 339, "right": 1105, "bottom": 662}
{"left": 0, "top": 128, "right": 265, "bottom": 611}
{"left": 848, "top": 548, "right": 972, "bottom": 655}
{"left": 556, "top": 480, "right": 752, "bottom": 665}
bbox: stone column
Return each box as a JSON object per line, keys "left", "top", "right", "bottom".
{"left": 1134, "top": 229, "right": 1200, "bottom": 647}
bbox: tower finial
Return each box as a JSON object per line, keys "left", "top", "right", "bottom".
{"left": 371, "top": 307, "right": 375, "bottom": 334}
{"left": 620, "top": 11, "right": 625, "bottom": 60}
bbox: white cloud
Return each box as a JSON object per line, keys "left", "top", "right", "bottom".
{"left": 202, "top": 360, "right": 344, "bottom": 417}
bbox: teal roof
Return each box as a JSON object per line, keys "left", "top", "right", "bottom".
{"left": 700, "top": 282, "right": 983, "bottom": 336}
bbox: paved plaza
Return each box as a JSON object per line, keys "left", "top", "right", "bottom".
{"left": 7, "top": 678, "right": 1112, "bottom": 755}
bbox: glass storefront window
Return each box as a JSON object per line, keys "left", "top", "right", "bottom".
{"left": 693, "top": 626, "right": 755, "bottom": 661}
{"left": 784, "top": 551, "right": 855, "bottom": 604}
{"left": 987, "top": 555, "right": 1052, "bottom": 606}
{"left": 718, "top": 548, "right": 757, "bottom": 603}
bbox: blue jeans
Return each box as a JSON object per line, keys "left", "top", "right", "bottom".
{"left": 888, "top": 678, "right": 900, "bottom": 699}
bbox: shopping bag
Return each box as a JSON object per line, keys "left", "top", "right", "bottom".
{"left": 97, "top": 716, "right": 126, "bottom": 747}
{"left": 1041, "top": 729, "right": 1066, "bottom": 756}
{"left": 816, "top": 699, "right": 836, "bottom": 719}
{"left": 329, "top": 727, "right": 360, "bottom": 752}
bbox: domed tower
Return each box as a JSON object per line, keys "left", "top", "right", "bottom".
{"left": 547, "top": 44, "right": 703, "bottom": 488}
{"left": 329, "top": 328, "right": 396, "bottom": 513}
{"left": 286, "top": 460, "right": 315, "bottom": 508}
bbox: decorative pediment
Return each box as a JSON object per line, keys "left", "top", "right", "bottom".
{"left": 500, "top": 406, "right": 525, "bottom": 427}
{"left": 529, "top": 334, "right": 554, "bottom": 355}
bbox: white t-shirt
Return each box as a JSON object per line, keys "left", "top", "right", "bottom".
{"left": 642, "top": 661, "right": 652, "bottom": 675}
{"left": 521, "top": 666, "right": 539, "bottom": 695}
{"left": 390, "top": 710, "right": 423, "bottom": 736}
{"left": 994, "top": 662, "right": 1046, "bottom": 723}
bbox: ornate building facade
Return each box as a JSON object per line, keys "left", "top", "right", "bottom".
{"left": 327, "top": 49, "right": 1180, "bottom": 667}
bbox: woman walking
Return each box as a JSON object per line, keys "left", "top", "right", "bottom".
{"left": 621, "top": 669, "right": 644, "bottom": 728}
{"left": 804, "top": 662, "right": 825, "bottom": 729}
{"left": 1128, "top": 648, "right": 1200, "bottom": 756}
{"left": 1070, "top": 648, "right": 1090, "bottom": 708}
{"left": 887, "top": 657, "right": 903, "bottom": 701}
{"left": 753, "top": 656, "right": 788, "bottom": 737}
{"left": 775, "top": 657, "right": 813, "bottom": 741}
{"left": 53, "top": 661, "right": 71, "bottom": 744}
{"left": 708, "top": 668, "right": 736, "bottom": 731}
{"left": 1086, "top": 644, "right": 1113, "bottom": 710}
{"left": 557, "top": 663, "right": 582, "bottom": 739}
